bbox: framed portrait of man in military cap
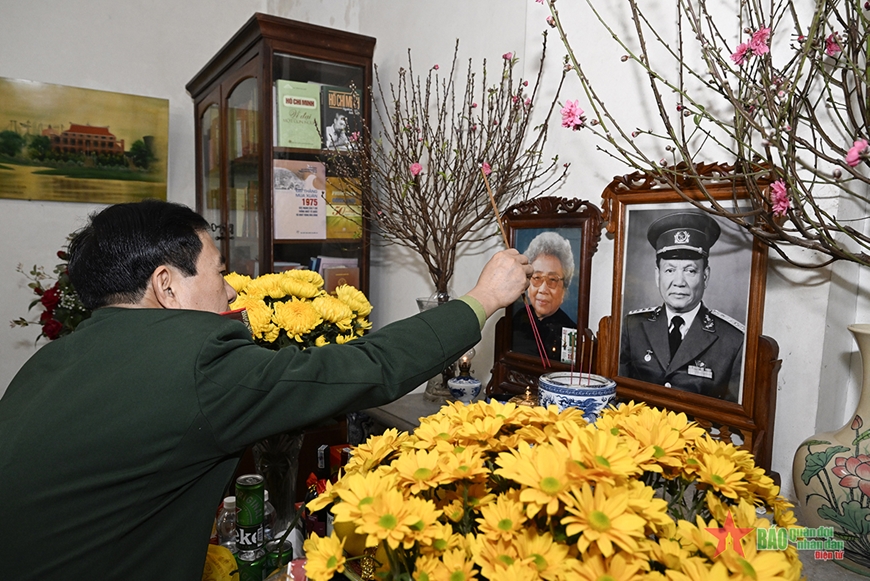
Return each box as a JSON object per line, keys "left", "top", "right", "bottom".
{"left": 598, "top": 165, "right": 780, "bottom": 472}
{"left": 618, "top": 206, "right": 751, "bottom": 403}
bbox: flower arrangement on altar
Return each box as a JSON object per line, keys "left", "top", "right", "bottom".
{"left": 11, "top": 243, "right": 90, "bottom": 341}
{"left": 302, "top": 400, "right": 801, "bottom": 580}
{"left": 224, "top": 270, "right": 372, "bottom": 350}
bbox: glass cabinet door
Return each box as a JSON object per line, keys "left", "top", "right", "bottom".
{"left": 227, "top": 77, "right": 261, "bottom": 277}
{"left": 199, "top": 102, "right": 222, "bottom": 241}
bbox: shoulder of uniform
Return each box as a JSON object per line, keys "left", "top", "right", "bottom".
{"left": 709, "top": 309, "right": 745, "bottom": 333}
{"left": 627, "top": 306, "right": 658, "bottom": 315}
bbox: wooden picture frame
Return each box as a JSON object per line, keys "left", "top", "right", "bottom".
{"left": 597, "top": 164, "right": 781, "bottom": 472}
{"left": 487, "top": 197, "right": 603, "bottom": 397}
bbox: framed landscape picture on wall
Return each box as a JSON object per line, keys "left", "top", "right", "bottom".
{"left": 0, "top": 77, "right": 169, "bottom": 204}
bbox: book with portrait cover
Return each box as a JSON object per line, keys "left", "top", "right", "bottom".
{"left": 272, "top": 159, "right": 326, "bottom": 239}
{"left": 320, "top": 85, "right": 361, "bottom": 150}
{"left": 275, "top": 80, "right": 322, "bottom": 149}
{"left": 325, "top": 177, "right": 363, "bottom": 239}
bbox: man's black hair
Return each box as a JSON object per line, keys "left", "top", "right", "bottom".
{"left": 68, "top": 200, "right": 210, "bottom": 310}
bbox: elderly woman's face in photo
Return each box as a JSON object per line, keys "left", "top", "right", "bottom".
{"left": 528, "top": 253, "right": 566, "bottom": 318}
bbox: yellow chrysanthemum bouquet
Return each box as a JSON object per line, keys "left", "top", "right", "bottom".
{"left": 302, "top": 400, "right": 802, "bottom": 581}
{"left": 224, "top": 270, "right": 372, "bottom": 350}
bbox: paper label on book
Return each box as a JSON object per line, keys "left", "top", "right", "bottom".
{"left": 273, "top": 160, "right": 326, "bottom": 239}
{"left": 276, "top": 80, "right": 322, "bottom": 149}
{"left": 561, "top": 327, "right": 577, "bottom": 365}
{"left": 325, "top": 177, "right": 362, "bottom": 239}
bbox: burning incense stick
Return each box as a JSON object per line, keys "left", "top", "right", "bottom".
{"left": 480, "top": 166, "right": 550, "bottom": 368}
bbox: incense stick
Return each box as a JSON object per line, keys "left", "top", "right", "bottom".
{"left": 481, "top": 167, "right": 550, "bottom": 368}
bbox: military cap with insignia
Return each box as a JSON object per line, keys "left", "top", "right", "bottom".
{"left": 647, "top": 212, "right": 721, "bottom": 259}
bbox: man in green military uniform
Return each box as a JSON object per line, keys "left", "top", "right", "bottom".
{"left": 0, "top": 200, "right": 532, "bottom": 581}
{"left": 619, "top": 211, "right": 744, "bottom": 402}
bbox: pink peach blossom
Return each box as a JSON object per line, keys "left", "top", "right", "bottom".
{"left": 433, "top": 64, "right": 440, "bottom": 70}
{"left": 731, "top": 43, "right": 750, "bottom": 65}
{"left": 410, "top": 162, "right": 423, "bottom": 176}
{"left": 749, "top": 27, "right": 771, "bottom": 56}
{"left": 846, "top": 139, "right": 868, "bottom": 167}
{"left": 503, "top": 52, "right": 514, "bottom": 60}
{"left": 826, "top": 33, "right": 842, "bottom": 56}
{"left": 770, "top": 179, "right": 790, "bottom": 217}
{"left": 481, "top": 162, "right": 492, "bottom": 176}
{"left": 560, "top": 99, "right": 585, "bottom": 130}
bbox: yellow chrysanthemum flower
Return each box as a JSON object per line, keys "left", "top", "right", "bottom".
{"left": 562, "top": 482, "right": 648, "bottom": 557}
{"left": 231, "top": 297, "right": 273, "bottom": 337}
{"left": 223, "top": 272, "right": 251, "bottom": 293}
{"left": 335, "top": 332, "right": 356, "bottom": 344}
{"left": 436, "top": 547, "right": 478, "bottom": 581}
{"left": 303, "top": 533, "right": 346, "bottom": 581}
{"left": 248, "top": 272, "right": 286, "bottom": 299}
{"left": 495, "top": 442, "right": 573, "bottom": 517}
{"left": 468, "top": 535, "right": 522, "bottom": 580}
{"left": 279, "top": 275, "right": 322, "bottom": 300}
{"left": 413, "top": 554, "right": 442, "bottom": 581}
{"left": 673, "top": 557, "right": 732, "bottom": 581}
{"left": 514, "top": 529, "right": 571, "bottom": 579}
{"left": 413, "top": 417, "right": 456, "bottom": 450}
{"left": 357, "top": 488, "right": 421, "bottom": 550}
{"left": 393, "top": 448, "right": 448, "bottom": 494}
{"left": 332, "top": 471, "right": 399, "bottom": 524}
{"left": 272, "top": 297, "right": 322, "bottom": 338}
{"left": 312, "top": 294, "right": 354, "bottom": 329}
{"left": 335, "top": 283, "right": 373, "bottom": 316}
{"left": 440, "top": 446, "right": 488, "bottom": 484}
{"left": 423, "top": 521, "right": 465, "bottom": 554}
{"left": 567, "top": 425, "right": 642, "bottom": 486}
{"left": 345, "top": 429, "right": 409, "bottom": 474}
{"left": 284, "top": 268, "right": 324, "bottom": 287}
{"left": 476, "top": 494, "right": 526, "bottom": 543}
{"left": 696, "top": 453, "right": 747, "bottom": 499}
{"left": 569, "top": 552, "right": 647, "bottom": 581}
{"left": 402, "top": 496, "right": 443, "bottom": 548}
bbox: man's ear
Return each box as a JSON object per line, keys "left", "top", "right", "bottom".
{"left": 150, "top": 265, "right": 182, "bottom": 309}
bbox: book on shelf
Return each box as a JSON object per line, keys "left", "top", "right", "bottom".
{"left": 275, "top": 80, "right": 322, "bottom": 149}
{"left": 273, "top": 261, "right": 304, "bottom": 272}
{"left": 325, "top": 177, "right": 363, "bottom": 240}
{"left": 320, "top": 84, "right": 361, "bottom": 151}
{"left": 272, "top": 159, "right": 326, "bottom": 239}
{"left": 323, "top": 266, "right": 360, "bottom": 293}
{"left": 316, "top": 255, "right": 359, "bottom": 275}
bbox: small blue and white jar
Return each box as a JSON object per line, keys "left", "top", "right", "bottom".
{"left": 538, "top": 372, "right": 617, "bottom": 422}
{"left": 447, "top": 376, "right": 482, "bottom": 404}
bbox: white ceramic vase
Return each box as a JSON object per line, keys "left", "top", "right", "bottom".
{"left": 793, "top": 324, "right": 870, "bottom": 576}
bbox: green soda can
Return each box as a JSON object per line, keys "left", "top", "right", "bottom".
{"left": 265, "top": 538, "right": 294, "bottom": 573}
{"left": 235, "top": 548, "right": 266, "bottom": 581}
{"left": 235, "top": 474, "right": 265, "bottom": 551}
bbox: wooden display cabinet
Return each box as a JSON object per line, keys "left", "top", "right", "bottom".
{"left": 186, "top": 13, "right": 374, "bottom": 293}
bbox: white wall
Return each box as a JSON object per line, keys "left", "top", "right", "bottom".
{"left": 1, "top": 0, "right": 863, "bottom": 502}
